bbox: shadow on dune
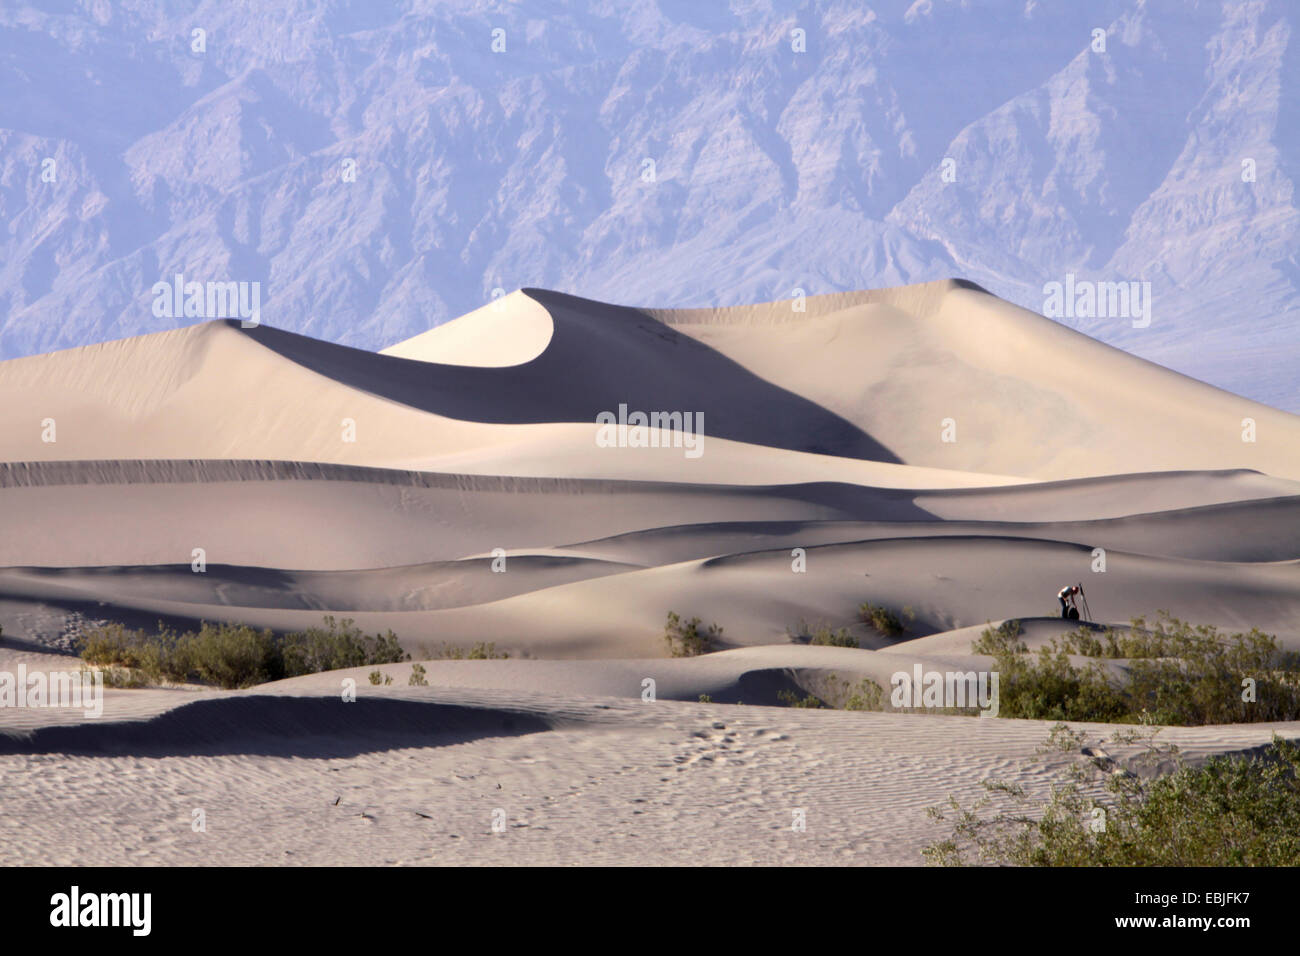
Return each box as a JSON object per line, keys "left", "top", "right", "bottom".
{"left": 0, "top": 695, "right": 554, "bottom": 758}
{"left": 237, "top": 288, "right": 901, "bottom": 462}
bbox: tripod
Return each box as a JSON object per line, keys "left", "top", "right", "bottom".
{"left": 1076, "top": 582, "right": 1092, "bottom": 622}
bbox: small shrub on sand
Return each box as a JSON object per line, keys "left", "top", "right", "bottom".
{"left": 178, "top": 622, "right": 280, "bottom": 688}
{"left": 428, "top": 641, "right": 509, "bottom": 660}
{"left": 795, "top": 674, "right": 887, "bottom": 711}
{"left": 859, "top": 601, "right": 905, "bottom": 638}
{"left": 664, "top": 612, "right": 721, "bottom": 657}
{"left": 788, "top": 619, "right": 859, "bottom": 648}
{"left": 777, "top": 689, "right": 825, "bottom": 708}
{"left": 842, "top": 678, "right": 887, "bottom": 711}
{"left": 409, "top": 663, "right": 428, "bottom": 686}
{"left": 80, "top": 622, "right": 184, "bottom": 685}
{"left": 86, "top": 663, "right": 151, "bottom": 689}
{"left": 925, "top": 725, "right": 1300, "bottom": 866}
{"left": 280, "top": 615, "right": 407, "bottom": 677}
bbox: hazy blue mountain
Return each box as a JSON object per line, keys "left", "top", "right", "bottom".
{"left": 1, "top": 0, "right": 1295, "bottom": 408}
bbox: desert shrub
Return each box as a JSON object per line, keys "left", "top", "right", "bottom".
{"left": 84, "top": 663, "right": 150, "bottom": 689}
{"left": 428, "top": 641, "right": 509, "bottom": 660}
{"left": 175, "top": 622, "right": 280, "bottom": 688}
{"left": 409, "top": 663, "right": 428, "bottom": 686}
{"left": 973, "top": 615, "right": 1300, "bottom": 725}
{"left": 78, "top": 616, "right": 411, "bottom": 689}
{"left": 698, "top": 693, "right": 713, "bottom": 703}
{"left": 80, "top": 623, "right": 142, "bottom": 668}
{"left": 1063, "top": 614, "right": 1300, "bottom": 725}
{"left": 925, "top": 726, "right": 1300, "bottom": 866}
{"left": 777, "top": 689, "right": 825, "bottom": 708}
{"left": 842, "top": 678, "right": 887, "bottom": 711}
{"left": 798, "top": 673, "right": 886, "bottom": 711}
{"left": 788, "top": 619, "right": 859, "bottom": 648}
{"left": 663, "top": 612, "right": 721, "bottom": 657}
{"left": 971, "top": 621, "right": 1128, "bottom": 723}
{"left": 368, "top": 670, "right": 384, "bottom": 686}
{"left": 280, "top": 615, "right": 407, "bottom": 677}
{"left": 860, "top": 601, "right": 904, "bottom": 638}
{"left": 80, "top": 623, "right": 186, "bottom": 685}
{"left": 814, "top": 627, "right": 858, "bottom": 648}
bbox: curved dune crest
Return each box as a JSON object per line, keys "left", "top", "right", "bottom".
{"left": 380, "top": 290, "right": 555, "bottom": 366}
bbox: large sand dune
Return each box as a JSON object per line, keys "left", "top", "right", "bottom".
{"left": 2, "top": 281, "right": 1296, "bottom": 480}
{"left": 2, "top": 279, "right": 1298, "bottom": 865}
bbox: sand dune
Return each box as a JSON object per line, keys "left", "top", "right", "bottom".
{"left": 2, "top": 280, "right": 1296, "bottom": 481}
{"left": 2, "top": 279, "right": 1299, "bottom": 865}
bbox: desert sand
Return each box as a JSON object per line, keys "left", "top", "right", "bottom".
{"left": 1, "top": 279, "right": 1298, "bottom": 865}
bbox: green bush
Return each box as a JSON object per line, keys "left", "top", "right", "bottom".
{"left": 842, "top": 678, "right": 887, "bottom": 711}
{"left": 280, "top": 615, "right": 407, "bottom": 677}
{"left": 80, "top": 624, "right": 138, "bottom": 668}
{"left": 925, "top": 726, "right": 1300, "bottom": 866}
{"left": 80, "top": 623, "right": 187, "bottom": 685}
{"left": 178, "top": 622, "right": 280, "bottom": 688}
{"left": 799, "top": 674, "right": 887, "bottom": 711}
{"left": 428, "top": 641, "right": 509, "bottom": 660}
{"left": 78, "top": 616, "right": 412, "bottom": 690}
{"left": 971, "top": 621, "right": 1128, "bottom": 723}
{"left": 860, "top": 601, "right": 905, "bottom": 638}
{"left": 409, "top": 663, "right": 428, "bottom": 686}
{"left": 972, "top": 614, "right": 1300, "bottom": 725}
{"left": 664, "top": 612, "right": 721, "bottom": 657}
{"left": 788, "top": 619, "right": 859, "bottom": 648}
{"left": 84, "top": 663, "right": 151, "bottom": 689}
{"left": 777, "top": 689, "right": 825, "bottom": 708}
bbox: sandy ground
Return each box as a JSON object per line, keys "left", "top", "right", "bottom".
{"left": 3, "top": 661, "right": 1296, "bottom": 866}
{"left": 1, "top": 279, "right": 1298, "bottom": 865}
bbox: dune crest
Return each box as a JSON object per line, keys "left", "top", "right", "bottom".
{"left": 2, "top": 280, "right": 1297, "bottom": 481}
{"left": 380, "top": 290, "right": 554, "bottom": 366}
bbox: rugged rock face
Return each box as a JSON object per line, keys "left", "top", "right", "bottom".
{"left": 1, "top": 0, "right": 1296, "bottom": 408}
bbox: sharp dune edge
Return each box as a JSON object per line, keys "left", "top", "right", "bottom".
{"left": 3, "top": 279, "right": 1299, "bottom": 865}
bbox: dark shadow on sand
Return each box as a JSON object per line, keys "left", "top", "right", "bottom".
{"left": 0, "top": 695, "right": 554, "bottom": 759}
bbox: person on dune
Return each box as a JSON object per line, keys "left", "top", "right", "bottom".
{"left": 1058, "top": 584, "right": 1081, "bottom": 619}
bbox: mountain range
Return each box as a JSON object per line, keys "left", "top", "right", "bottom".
{"left": 1, "top": 0, "right": 1296, "bottom": 408}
